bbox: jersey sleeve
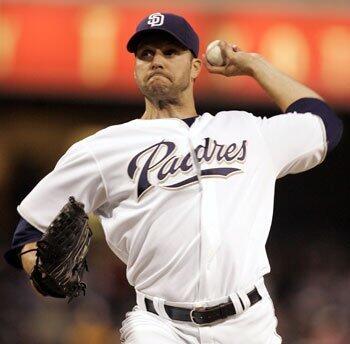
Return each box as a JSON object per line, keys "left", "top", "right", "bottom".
{"left": 4, "top": 217, "right": 43, "bottom": 269}
{"left": 258, "top": 111, "right": 327, "bottom": 178}
{"left": 17, "top": 141, "right": 108, "bottom": 232}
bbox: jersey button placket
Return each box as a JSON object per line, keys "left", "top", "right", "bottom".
{"left": 187, "top": 126, "right": 221, "bottom": 299}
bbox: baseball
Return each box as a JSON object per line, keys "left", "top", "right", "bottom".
{"left": 205, "top": 40, "right": 225, "bottom": 66}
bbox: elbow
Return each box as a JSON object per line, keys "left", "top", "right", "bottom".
{"left": 286, "top": 97, "right": 343, "bottom": 153}
{"left": 326, "top": 114, "right": 343, "bottom": 152}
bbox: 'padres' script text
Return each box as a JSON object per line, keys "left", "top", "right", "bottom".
{"left": 128, "top": 138, "right": 247, "bottom": 199}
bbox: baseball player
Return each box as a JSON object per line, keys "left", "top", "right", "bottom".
{"left": 5, "top": 12, "right": 343, "bottom": 343}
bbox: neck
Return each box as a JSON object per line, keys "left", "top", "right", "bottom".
{"left": 141, "top": 89, "right": 198, "bottom": 120}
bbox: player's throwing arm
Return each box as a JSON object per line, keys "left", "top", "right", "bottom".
{"left": 204, "top": 40, "right": 323, "bottom": 111}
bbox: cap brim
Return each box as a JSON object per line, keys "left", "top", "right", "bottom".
{"left": 127, "top": 28, "right": 195, "bottom": 56}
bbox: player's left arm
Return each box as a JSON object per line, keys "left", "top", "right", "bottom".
{"left": 5, "top": 140, "right": 107, "bottom": 272}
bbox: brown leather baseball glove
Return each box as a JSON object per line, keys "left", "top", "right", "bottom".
{"left": 29, "top": 197, "right": 92, "bottom": 302}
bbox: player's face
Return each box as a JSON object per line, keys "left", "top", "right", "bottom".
{"left": 134, "top": 34, "right": 201, "bottom": 101}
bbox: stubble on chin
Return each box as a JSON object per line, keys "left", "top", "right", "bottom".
{"left": 142, "top": 80, "right": 174, "bottom": 101}
{"left": 139, "top": 73, "right": 190, "bottom": 105}
{"left": 150, "top": 85, "right": 171, "bottom": 99}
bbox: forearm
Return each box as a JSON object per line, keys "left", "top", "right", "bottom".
{"left": 250, "top": 55, "right": 342, "bottom": 151}
{"left": 205, "top": 41, "right": 324, "bottom": 111}
{"left": 251, "top": 55, "right": 323, "bottom": 112}
{"left": 21, "top": 242, "right": 37, "bottom": 275}
{"left": 21, "top": 242, "right": 46, "bottom": 297}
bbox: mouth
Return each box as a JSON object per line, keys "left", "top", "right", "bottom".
{"left": 148, "top": 73, "right": 170, "bottom": 81}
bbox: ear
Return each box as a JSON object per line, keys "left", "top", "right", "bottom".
{"left": 191, "top": 57, "right": 202, "bottom": 81}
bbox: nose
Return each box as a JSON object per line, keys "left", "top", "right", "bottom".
{"left": 151, "top": 50, "right": 165, "bottom": 69}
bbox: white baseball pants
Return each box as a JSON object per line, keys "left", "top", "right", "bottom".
{"left": 120, "top": 281, "right": 282, "bottom": 344}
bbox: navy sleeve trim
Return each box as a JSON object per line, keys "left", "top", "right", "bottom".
{"left": 286, "top": 97, "right": 343, "bottom": 152}
{"left": 4, "top": 217, "right": 43, "bottom": 270}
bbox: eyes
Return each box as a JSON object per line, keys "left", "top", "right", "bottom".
{"left": 137, "top": 48, "right": 179, "bottom": 60}
{"left": 163, "top": 48, "right": 177, "bottom": 56}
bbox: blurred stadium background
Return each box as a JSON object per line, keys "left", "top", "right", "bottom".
{"left": 0, "top": 1, "right": 349, "bottom": 343}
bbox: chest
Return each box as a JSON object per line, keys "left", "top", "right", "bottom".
{"left": 93, "top": 117, "right": 267, "bottom": 203}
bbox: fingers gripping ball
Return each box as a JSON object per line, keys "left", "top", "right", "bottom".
{"left": 30, "top": 197, "right": 92, "bottom": 302}
{"left": 205, "top": 40, "right": 225, "bottom": 66}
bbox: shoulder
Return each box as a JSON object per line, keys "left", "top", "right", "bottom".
{"left": 206, "top": 110, "right": 264, "bottom": 129}
{"left": 83, "top": 121, "right": 139, "bottom": 144}
{"left": 52, "top": 122, "right": 137, "bottom": 165}
{"left": 212, "top": 110, "right": 261, "bottom": 121}
{"left": 66, "top": 120, "right": 138, "bottom": 152}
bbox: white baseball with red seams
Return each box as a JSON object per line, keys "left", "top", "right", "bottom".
{"left": 206, "top": 40, "right": 225, "bottom": 66}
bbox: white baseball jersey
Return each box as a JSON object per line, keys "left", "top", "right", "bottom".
{"left": 18, "top": 110, "right": 326, "bottom": 302}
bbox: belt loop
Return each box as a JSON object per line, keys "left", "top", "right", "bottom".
{"left": 229, "top": 292, "right": 244, "bottom": 315}
{"left": 153, "top": 296, "right": 171, "bottom": 320}
{"left": 136, "top": 290, "right": 146, "bottom": 311}
{"left": 237, "top": 290, "right": 251, "bottom": 310}
{"left": 256, "top": 278, "right": 267, "bottom": 298}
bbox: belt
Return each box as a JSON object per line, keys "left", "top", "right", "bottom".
{"left": 145, "top": 287, "right": 262, "bottom": 325}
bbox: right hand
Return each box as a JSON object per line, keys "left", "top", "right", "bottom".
{"left": 203, "top": 41, "right": 261, "bottom": 78}
{"left": 21, "top": 242, "right": 38, "bottom": 275}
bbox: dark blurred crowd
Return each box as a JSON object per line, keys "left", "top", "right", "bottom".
{"left": 270, "top": 240, "right": 350, "bottom": 343}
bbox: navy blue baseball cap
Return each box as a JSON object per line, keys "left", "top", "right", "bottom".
{"left": 127, "top": 13, "right": 199, "bottom": 57}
